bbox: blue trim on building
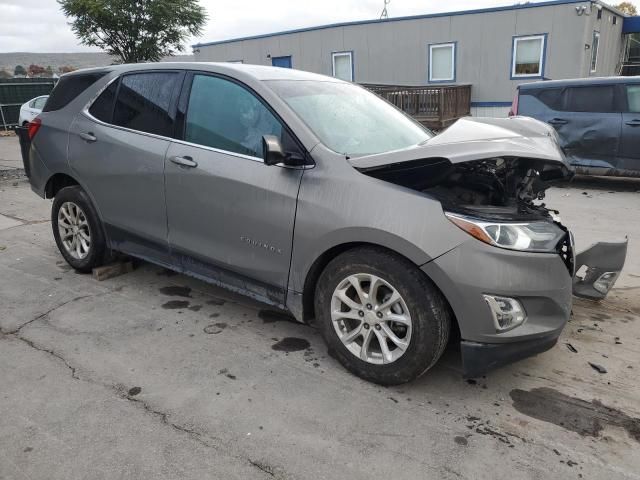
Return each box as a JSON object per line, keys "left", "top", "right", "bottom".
{"left": 193, "top": 0, "right": 590, "bottom": 48}
{"left": 427, "top": 42, "right": 457, "bottom": 84}
{"left": 510, "top": 33, "right": 548, "bottom": 80}
{"left": 623, "top": 16, "right": 640, "bottom": 34}
{"left": 471, "top": 101, "right": 513, "bottom": 107}
{"left": 331, "top": 50, "right": 355, "bottom": 81}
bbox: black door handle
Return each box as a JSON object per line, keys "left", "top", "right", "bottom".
{"left": 548, "top": 118, "right": 568, "bottom": 126}
{"left": 170, "top": 155, "right": 198, "bottom": 168}
{"left": 79, "top": 132, "right": 97, "bottom": 142}
{"left": 625, "top": 119, "right": 640, "bottom": 126}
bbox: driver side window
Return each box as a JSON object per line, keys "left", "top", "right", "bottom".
{"left": 185, "top": 74, "right": 284, "bottom": 158}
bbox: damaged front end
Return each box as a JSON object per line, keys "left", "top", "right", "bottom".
{"left": 350, "top": 116, "right": 627, "bottom": 299}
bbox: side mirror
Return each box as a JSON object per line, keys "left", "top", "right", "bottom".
{"left": 262, "top": 135, "right": 286, "bottom": 166}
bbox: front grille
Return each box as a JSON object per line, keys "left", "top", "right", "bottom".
{"left": 558, "top": 231, "right": 575, "bottom": 276}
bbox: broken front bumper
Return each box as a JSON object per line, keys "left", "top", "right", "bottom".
{"left": 572, "top": 240, "right": 628, "bottom": 300}
{"left": 423, "top": 234, "right": 627, "bottom": 378}
{"left": 461, "top": 331, "right": 560, "bottom": 379}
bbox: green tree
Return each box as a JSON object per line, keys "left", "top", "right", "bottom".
{"left": 616, "top": 2, "right": 638, "bottom": 15}
{"left": 58, "top": 0, "right": 207, "bottom": 63}
{"left": 14, "top": 65, "right": 27, "bottom": 76}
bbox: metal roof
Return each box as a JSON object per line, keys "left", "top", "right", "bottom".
{"left": 193, "top": 0, "right": 624, "bottom": 48}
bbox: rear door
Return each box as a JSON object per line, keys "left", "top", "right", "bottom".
{"left": 619, "top": 83, "right": 640, "bottom": 172}
{"left": 164, "top": 72, "right": 305, "bottom": 305}
{"left": 69, "top": 70, "right": 183, "bottom": 264}
{"left": 552, "top": 85, "right": 621, "bottom": 168}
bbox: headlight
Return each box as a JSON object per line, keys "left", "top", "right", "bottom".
{"left": 445, "top": 212, "right": 565, "bottom": 253}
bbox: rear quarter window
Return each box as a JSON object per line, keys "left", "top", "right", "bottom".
{"left": 43, "top": 72, "right": 107, "bottom": 112}
{"left": 521, "top": 87, "right": 565, "bottom": 111}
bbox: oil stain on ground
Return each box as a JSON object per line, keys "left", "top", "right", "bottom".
{"left": 510, "top": 387, "right": 640, "bottom": 442}
{"left": 207, "top": 298, "right": 225, "bottom": 306}
{"left": 162, "top": 300, "right": 190, "bottom": 310}
{"left": 259, "top": 309, "right": 297, "bottom": 324}
{"left": 272, "top": 337, "right": 310, "bottom": 352}
{"left": 159, "top": 286, "right": 192, "bottom": 298}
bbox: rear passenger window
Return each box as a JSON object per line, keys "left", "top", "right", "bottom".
{"left": 113, "top": 72, "right": 179, "bottom": 137}
{"left": 184, "top": 74, "right": 283, "bottom": 158}
{"left": 43, "top": 72, "right": 107, "bottom": 112}
{"left": 89, "top": 79, "right": 118, "bottom": 123}
{"left": 566, "top": 86, "right": 615, "bottom": 113}
{"left": 627, "top": 85, "right": 640, "bottom": 113}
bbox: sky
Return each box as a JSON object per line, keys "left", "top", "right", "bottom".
{"left": 1, "top": 0, "right": 639, "bottom": 53}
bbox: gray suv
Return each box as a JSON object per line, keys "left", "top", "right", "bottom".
{"left": 24, "top": 63, "right": 627, "bottom": 384}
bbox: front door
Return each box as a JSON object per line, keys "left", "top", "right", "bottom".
{"left": 620, "top": 84, "right": 640, "bottom": 172}
{"left": 68, "top": 71, "right": 183, "bottom": 264}
{"left": 165, "top": 73, "right": 304, "bottom": 306}
{"left": 271, "top": 56, "right": 292, "bottom": 68}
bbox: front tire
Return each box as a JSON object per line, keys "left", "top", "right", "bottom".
{"left": 52, "top": 186, "right": 107, "bottom": 273}
{"left": 315, "top": 247, "right": 450, "bottom": 385}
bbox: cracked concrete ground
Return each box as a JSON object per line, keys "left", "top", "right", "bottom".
{"left": 1, "top": 136, "right": 639, "bottom": 479}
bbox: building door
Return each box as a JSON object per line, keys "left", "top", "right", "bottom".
{"left": 271, "top": 56, "right": 292, "bottom": 68}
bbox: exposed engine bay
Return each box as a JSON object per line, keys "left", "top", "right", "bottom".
{"left": 358, "top": 155, "right": 576, "bottom": 274}
{"left": 358, "top": 156, "right": 570, "bottom": 222}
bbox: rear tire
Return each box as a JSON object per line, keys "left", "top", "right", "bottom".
{"left": 52, "top": 186, "right": 107, "bottom": 273}
{"left": 315, "top": 247, "right": 450, "bottom": 385}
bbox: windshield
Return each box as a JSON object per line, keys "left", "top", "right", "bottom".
{"left": 267, "top": 80, "right": 433, "bottom": 156}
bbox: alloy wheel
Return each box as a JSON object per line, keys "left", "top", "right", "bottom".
{"left": 330, "top": 273, "right": 412, "bottom": 364}
{"left": 57, "top": 201, "right": 91, "bottom": 260}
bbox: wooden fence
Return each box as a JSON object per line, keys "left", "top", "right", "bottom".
{"left": 363, "top": 83, "right": 471, "bottom": 130}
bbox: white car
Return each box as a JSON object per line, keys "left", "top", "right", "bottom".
{"left": 19, "top": 95, "right": 48, "bottom": 126}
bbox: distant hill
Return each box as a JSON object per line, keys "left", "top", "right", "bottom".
{"left": 0, "top": 52, "right": 195, "bottom": 74}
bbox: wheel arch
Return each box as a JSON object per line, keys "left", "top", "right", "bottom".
{"left": 44, "top": 173, "right": 80, "bottom": 199}
{"left": 298, "top": 240, "right": 460, "bottom": 342}
{"left": 45, "top": 173, "right": 112, "bottom": 252}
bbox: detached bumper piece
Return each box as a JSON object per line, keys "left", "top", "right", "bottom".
{"left": 572, "top": 239, "right": 628, "bottom": 300}
{"left": 461, "top": 332, "right": 560, "bottom": 379}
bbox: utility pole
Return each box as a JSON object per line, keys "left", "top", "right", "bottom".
{"left": 380, "top": 0, "right": 390, "bottom": 19}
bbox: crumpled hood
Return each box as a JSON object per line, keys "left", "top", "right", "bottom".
{"left": 349, "top": 116, "right": 571, "bottom": 173}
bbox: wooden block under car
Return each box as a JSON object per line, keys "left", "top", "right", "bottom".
{"left": 92, "top": 261, "right": 134, "bottom": 281}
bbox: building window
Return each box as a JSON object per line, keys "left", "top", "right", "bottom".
{"left": 271, "top": 56, "right": 292, "bottom": 68}
{"left": 332, "top": 51, "right": 353, "bottom": 82}
{"left": 591, "top": 31, "right": 600, "bottom": 72}
{"left": 227, "top": 60, "right": 243, "bottom": 64}
{"left": 428, "top": 43, "right": 456, "bottom": 82}
{"left": 511, "top": 34, "right": 546, "bottom": 78}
